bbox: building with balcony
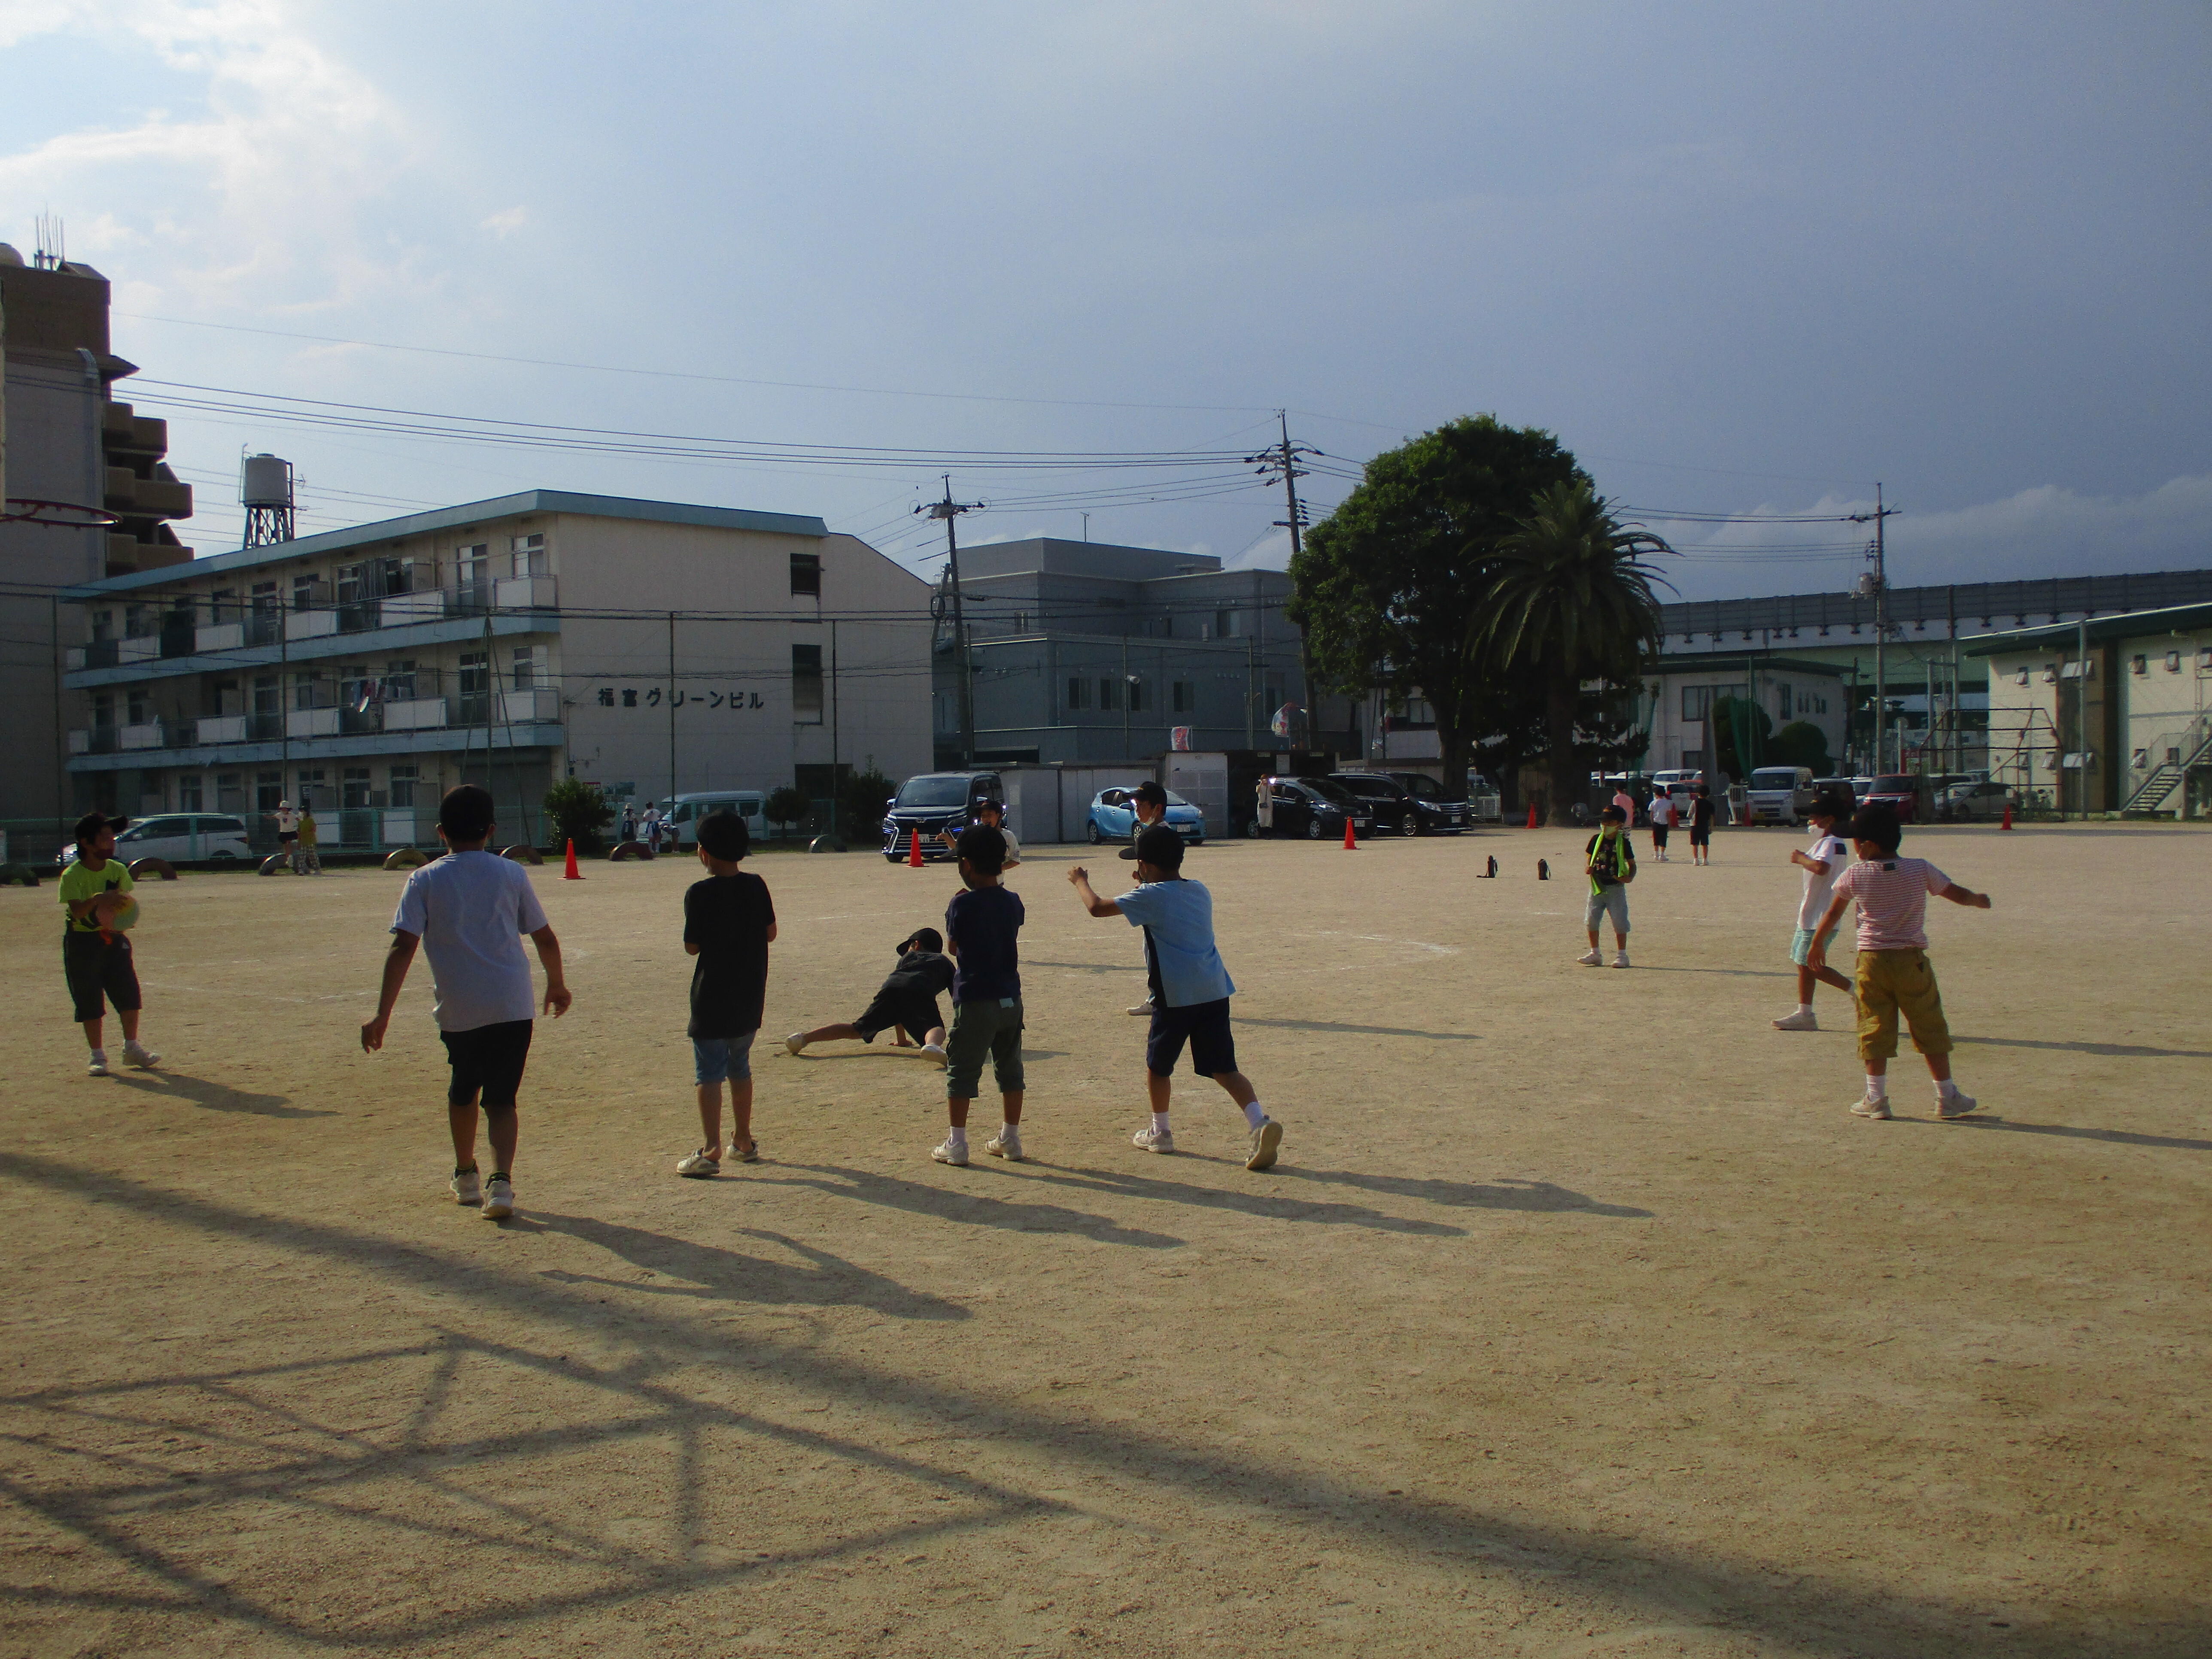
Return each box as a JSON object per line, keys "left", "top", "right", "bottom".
{"left": 1, "top": 243, "right": 195, "bottom": 830}
{"left": 59, "top": 490, "right": 932, "bottom": 848}
{"left": 934, "top": 537, "right": 1334, "bottom": 767}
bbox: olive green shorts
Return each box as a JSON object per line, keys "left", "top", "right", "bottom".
{"left": 1854, "top": 948, "right": 1952, "bottom": 1066}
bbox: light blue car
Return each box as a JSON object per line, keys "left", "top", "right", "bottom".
{"left": 1085, "top": 786, "right": 1206, "bottom": 846}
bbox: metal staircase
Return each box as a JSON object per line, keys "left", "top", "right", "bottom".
{"left": 2124, "top": 711, "right": 2212, "bottom": 812}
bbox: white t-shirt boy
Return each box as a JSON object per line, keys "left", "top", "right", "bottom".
{"left": 392, "top": 850, "right": 550, "bottom": 1030}
{"left": 1795, "top": 827, "right": 1852, "bottom": 930}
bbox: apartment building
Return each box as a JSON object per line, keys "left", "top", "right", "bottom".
{"left": 58, "top": 490, "right": 931, "bottom": 846}
{"left": 1, "top": 245, "right": 194, "bottom": 826}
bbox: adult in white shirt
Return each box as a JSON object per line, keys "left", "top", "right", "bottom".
{"left": 1772, "top": 793, "right": 1857, "bottom": 1031}
{"left": 638, "top": 805, "right": 662, "bottom": 849}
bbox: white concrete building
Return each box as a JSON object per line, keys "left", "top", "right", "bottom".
{"left": 59, "top": 491, "right": 931, "bottom": 846}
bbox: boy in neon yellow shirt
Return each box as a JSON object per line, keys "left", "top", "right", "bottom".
{"left": 58, "top": 812, "right": 161, "bottom": 1076}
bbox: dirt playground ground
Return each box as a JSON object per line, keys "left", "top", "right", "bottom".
{"left": 0, "top": 823, "right": 2206, "bottom": 1657}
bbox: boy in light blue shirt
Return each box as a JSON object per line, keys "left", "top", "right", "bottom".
{"left": 1068, "top": 823, "right": 1282, "bottom": 1170}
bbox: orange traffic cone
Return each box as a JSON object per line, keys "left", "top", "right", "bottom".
{"left": 2000, "top": 802, "right": 2013, "bottom": 831}
{"left": 1526, "top": 803, "right": 1538, "bottom": 829}
{"left": 908, "top": 830, "right": 925, "bottom": 868}
{"left": 563, "top": 838, "right": 582, "bottom": 880}
{"left": 1343, "top": 815, "right": 1358, "bottom": 850}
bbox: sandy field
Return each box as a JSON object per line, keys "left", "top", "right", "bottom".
{"left": 0, "top": 821, "right": 2206, "bottom": 1658}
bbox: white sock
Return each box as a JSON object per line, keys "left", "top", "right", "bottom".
{"left": 1866, "top": 1075, "right": 1888, "bottom": 1101}
{"left": 946, "top": 1126, "right": 967, "bottom": 1147}
{"left": 88, "top": 1048, "right": 106, "bottom": 1063}
{"left": 1937, "top": 1078, "right": 1959, "bottom": 1099}
{"left": 1797, "top": 1004, "right": 1813, "bottom": 1016}
{"left": 1002, "top": 1118, "right": 1020, "bottom": 1133}
{"left": 1152, "top": 1111, "right": 1171, "bottom": 1134}
{"left": 1241, "top": 1100, "right": 1265, "bottom": 1129}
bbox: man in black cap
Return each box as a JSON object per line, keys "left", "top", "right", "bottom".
{"left": 785, "top": 927, "right": 952, "bottom": 1063}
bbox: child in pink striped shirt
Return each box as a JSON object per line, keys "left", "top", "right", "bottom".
{"left": 1805, "top": 802, "right": 1991, "bottom": 1121}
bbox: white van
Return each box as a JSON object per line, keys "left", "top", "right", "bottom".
{"left": 1745, "top": 766, "right": 1816, "bottom": 826}
{"left": 58, "top": 813, "right": 252, "bottom": 867}
{"left": 654, "top": 792, "right": 769, "bottom": 848}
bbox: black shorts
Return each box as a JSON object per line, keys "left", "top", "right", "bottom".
{"left": 1146, "top": 998, "right": 1237, "bottom": 1079}
{"left": 854, "top": 990, "right": 941, "bottom": 1042}
{"left": 1690, "top": 826, "right": 1712, "bottom": 845}
{"left": 440, "top": 1019, "right": 534, "bottom": 1109}
{"left": 1650, "top": 826, "right": 1669, "bottom": 845}
{"left": 63, "top": 931, "right": 140, "bottom": 1023}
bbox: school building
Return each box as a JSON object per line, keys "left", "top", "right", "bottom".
{"left": 56, "top": 491, "right": 933, "bottom": 848}
{"left": 1965, "top": 602, "right": 2212, "bottom": 817}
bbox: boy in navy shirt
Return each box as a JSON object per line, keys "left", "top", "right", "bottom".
{"left": 1069, "top": 824, "right": 1282, "bottom": 1170}
{"left": 935, "top": 826, "right": 1025, "bottom": 1166}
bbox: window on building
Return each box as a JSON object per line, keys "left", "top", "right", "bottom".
{"left": 2133, "top": 748, "right": 2150, "bottom": 769}
{"left": 1099, "top": 677, "right": 1120, "bottom": 712}
{"left": 252, "top": 675, "right": 281, "bottom": 715}
{"left": 1127, "top": 678, "right": 1146, "bottom": 712}
{"left": 294, "top": 670, "right": 330, "bottom": 711}
{"left": 89, "top": 608, "right": 114, "bottom": 643}
{"left": 789, "top": 552, "right": 822, "bottom": 597}
{"left": 1681, "top": 685, "right": 1712, "bottom": 721}
{"left": 455, "top": 543, "right": 489, "bottom": 587}
{"left": 251, "top": 582, "right": 279, "bottom": 618}
{"left": 792, "top": 643, "right": 824, "bottom": 723}
{"left": 256, "top": 771, "right": 283, "bottom": 812}
{"left": 343, "top": 767, "right": 374, "bottom": 810}
{"left": 510, "top": 532, "right": 547, "bottom": 577}
{"left": 295, "top": 769, "right": 325, "bottom": 809}
{"left": 127, "top": 688, "right": 149, "bottom": 726}
{"left": 216, "top": 772, "right": 243, "bottom": 814}
{"left": 512, "top": 645, "right": 544, "bottom": 690}
{"left": 2169, "top": 746, "right": 2184, "bottom": 766}
{"left": 389, "top": 764, "right": 420, "bottom": 808}
{"left": 1215, "top": 609, "right": 1237, "bottom": 639}
{"left": 458, "top": 652, "right": 489, "bottom": 697}
{"left": 2130, "top": 654, "right": 2148, "bottom": 676}
{"left": 2167, "top": 651, "right": 2184, "bottom": 673}
{"left": 291, "top": 574, "right": 321, "bottom": 612}
{"left": 178, "top": 775, "right": 204, "bottom": 812}
{"left": 384, "top": 659, "right": 418, "bottom": 702}
{"left": 1066, "top": 677, "right": 1090, "bottom": 711}
{"left": 1172, "top": 681, "right": 1196, "bottom": 713}
{"left": 210, "top": 588, "right": 237, "bottom": 624}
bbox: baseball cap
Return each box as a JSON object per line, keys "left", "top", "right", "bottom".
{"left": 899, "top": 927, "right": 945, "bottom": 954}
{"left": 72, "top": 811, "right": 127, "bottom": 847}
{"left": 1132, "top": 781, "right": 1167, "bottom": 806}
{"left": 1129, "top": 823, "right": 1185, "bottom": 869}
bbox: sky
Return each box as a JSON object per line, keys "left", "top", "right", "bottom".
{"left": 3, "top": 0, "right": 2207, "bottom": 602}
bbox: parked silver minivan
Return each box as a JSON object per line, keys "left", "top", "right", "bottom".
{"left": 57, "top": 813, "right": 252, "bottom": 867}
{"left": 653, "top": 792, "right": 769, "bottom": 848}
{"left": 1745, "top": 766, "right": 1816, "bottom": 826}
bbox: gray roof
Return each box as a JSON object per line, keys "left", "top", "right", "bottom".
{"left": 1960, "top": 600, "right": 2212, "bottom": 657}
{"left": 64, "top": 489, "right": 830, "bottom": 600}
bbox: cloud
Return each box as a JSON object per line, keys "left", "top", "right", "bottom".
{"left": 479, "top": 205, "right": 528, "bottom": 239}
{"left": 0, "top": 0, "right": 426, "bottom": 313}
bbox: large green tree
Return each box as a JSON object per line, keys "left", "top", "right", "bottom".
{"left": 1288, "top": 416, "right": 1586, "bottom": 799}
{"left": 1476, "top": 480, "right": 1673, "bottom": 824}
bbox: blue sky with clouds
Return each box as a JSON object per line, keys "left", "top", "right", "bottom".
{"left": 4, "top": 1, "right": 2206, "bottom": 598}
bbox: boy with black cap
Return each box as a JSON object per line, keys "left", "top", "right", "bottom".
{"left": 362, "top": 785, "right": 571, "bottom": 1221}
{"left": 676, "top": 810, "right": 777, "bottom": 1176}
{"left": 1121, "top": 781, "right": 1170, "bottom": 1016}
{"left": 934, "top": 824, "right": 1025, "bottom": 1166}
{"left": 59, "top": 812, "right": 160, "bottom": 1076}
{"left": 785, "top": 927, "right": 951, "bottom": 1065}
{"left": 1069, "top": 823, "right": 1282, "bottom": 1170}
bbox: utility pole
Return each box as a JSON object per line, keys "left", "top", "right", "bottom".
{"left": 1249, "top": 413, "right": 1318, "bottom": 750}
{"left": 666, "top": 611, "right": 678, "bottom": 805}
{"left": 918, "top": 477, "right": 983, "bottom": 766}
{"left": 1848, "top": 484, "right": 1899, "bottom": 772}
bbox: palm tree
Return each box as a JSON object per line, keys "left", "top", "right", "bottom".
{"left": 1474, "top": 481, "right": 1673, "bottom": 826}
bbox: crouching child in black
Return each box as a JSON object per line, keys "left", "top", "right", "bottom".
{"left": 784, "top": 929, "right": 953, "bottom": 1065}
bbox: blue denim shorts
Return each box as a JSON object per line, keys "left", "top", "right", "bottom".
{"left": 692, "top": 1032, "right": 756, "bottom": 1085}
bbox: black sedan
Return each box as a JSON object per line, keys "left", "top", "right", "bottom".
{"left": 1256, "top": 776, "right": 1375, "bottom": 840}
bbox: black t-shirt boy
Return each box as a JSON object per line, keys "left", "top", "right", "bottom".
{"left": 684, "top": 871, "right": 776, "bottom": 1037}
{"left": 945, "top": 885, "right": 1024, "bottom": 1003}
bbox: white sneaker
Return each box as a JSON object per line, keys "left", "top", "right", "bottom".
{"left": 986, "top": 1127, "right": 1024, "bottom": 1161}
{"left": 1132, "top": 1124, "right": 1175, "bottom": 1154}
{"left": 1771, "top": 1008, "right": 1818, "bottom": 1031}
{"left": 920, "top": 1043, "right": 948, "bottom": 1069}
{"left": 1577, "top": 948, "right": 1603, "bottom": 966}
{"left": 1611, "top": 951, "right": 1631, "bottom": 969}
{"left": 784, "top": 1032, "right": 807, "bottom": 1056}
{"left": 1127, "top": 997, "right": 1155, "bottom": 1017}
{"left": 1850, "top": 1097, "right": 1892, "bottom": 1120}
{"left": 122, "top": 1040, "right": 161, "bottom": 1069}
{"left": 451, "top": 1168, "right": 483, "bottom": 1206}
{"left": 1937, "top": 1090, "right": 1981, "bottom": 1120}
{"left": 1245, "top": 1116, "right": 1283, "bottom": 1172}
{"left": 675, "top": 1149, "right": 721, "bottom": 1177}
{"left": 86, "top": 1051, "right": 109, "bottom": 1077}
{"left": 481, "top": 1175, "right": 515, "bottom": 1219}
{"left": 931, "top": 1137, "right": 969, "bottom": 1167}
